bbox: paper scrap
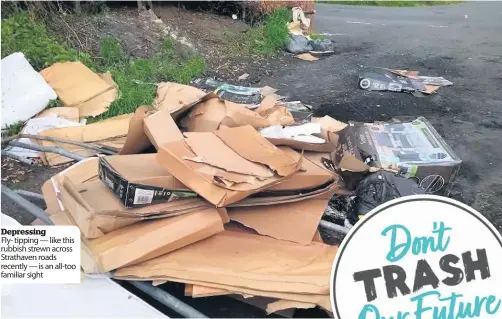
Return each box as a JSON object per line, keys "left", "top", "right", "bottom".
{"left": 297, "top": 53, "right": 318, "bottom": 61}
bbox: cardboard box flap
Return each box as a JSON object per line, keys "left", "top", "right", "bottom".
{"left": 88, "top": 207, "right": 224, "bottom": 271}
{"left": 104, "top": 154, "right": 168, "bottom": 181}
{"left": 183, "top": 97, "right": 227, "bottom": 132}
{"left": 158, "top": 140, "right": 285, "bottom": 196}
{"left": 39, "top": 114, "right": 132, "bottom": 166}
{"left": 154, "top": 82, "right": 207, "bottom": 119}
{"left": 221, "top": 100, "right": 271, "bottom": 128}
{"left": 260, "top": 106, "right": 295, "bottom": 126}
{"left": 119, "top": 106, "right": 154, "bottom": 155}
{"left": 268, "top": 147, "right": 335, "bottom": 191}
{"left": 255, "top": 95, "right": 277, "bottom": 114}
{"left": 114, "top": 228, "right": 338, "bottom": 295}
{"left": 215, "top": 126, "right": 300, "bottom": 177}
{"left": 144, "top": 107, "right": 185, "bottom": 149}
{"left": 228, "top": 196, "right": 330, "bottom": 244}
{"left": 181, "top": 97, "right": 270, "bottom": 132}
{"left": 183, "top": 132, "right": 274, "bottom": 178}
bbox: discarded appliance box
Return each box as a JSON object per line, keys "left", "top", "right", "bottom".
{"left": 156, "top": 125, "right": 301, "bottom": 207}
{"left": 335, "top": 117, "right": 462, "bottom": 193}
{"left": 50, "top": 158, "right": 209, "bottom": 238}
{"left": 98, "top": 154, "right": 198, "bottom": 208}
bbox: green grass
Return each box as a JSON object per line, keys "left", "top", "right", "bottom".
{"left": 224, "top": 7, "right": 291, "bottom": 56}
{"left": 310, "top": 33, "right": 328, "bottom": 40}
{"left": 1, "top": 12, "right": 95, "bottom": 70}
{"left": 3, "top": 121, "right": 25, "bottom": 137}
{"left": 1, "top": 12, "right": 206, "bottom": 123}
{"left": 91, "top": 38, "right": 205, "bottom": 121}
{"left": 317, "top": 1, "right": 461, "bottom": 6}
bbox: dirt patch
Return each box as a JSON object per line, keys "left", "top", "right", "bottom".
{"left": 1, "top": 158, "right": 70, "bottom": 225}
{"left": 44, "top": 4, "right": 289, "bottom": 84}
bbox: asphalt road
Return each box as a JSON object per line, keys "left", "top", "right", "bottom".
{"left": 261, "top": 2, "right": 502, "bottom": 231}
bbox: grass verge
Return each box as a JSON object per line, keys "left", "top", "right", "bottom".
{"left": 1, "top": 11, "right": 206, "bottom": 125}
{"left": 224, "top": 7, "right": 290, "bottom": 56}
{"left": 317, "top": 1, "right": 462, "bottom": 6}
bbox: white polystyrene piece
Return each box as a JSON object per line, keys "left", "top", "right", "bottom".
{"left": 1, "top": 52, "right": 58, "bottom": 129}
{"left": 0, "top": 214, "right": 168, "bottom": 318}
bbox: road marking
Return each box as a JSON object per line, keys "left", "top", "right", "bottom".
{"left": 428, "top": 25, "right": 448, "bottom": 28}
{"left": 346, "top": 21, "right": 372, "bottom": 25}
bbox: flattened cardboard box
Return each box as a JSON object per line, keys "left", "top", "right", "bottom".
{"left": 113, "top": 227, "right": 338, "bottom": 295}
{"left": 156, "top": 125, "right": 301, "bottom": 207}
{"left": 99, "top": 154, "right": 198, "bottom": 208}
{"left": 49, "top": 158, "right": 209, "bottom": 238}
{"left": 335, "top": 117, "right": 461, "bottom": 193}
{"left": 42, "top": 179, "right": 226, "bottom": 273}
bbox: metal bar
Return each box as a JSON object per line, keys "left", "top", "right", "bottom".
{"left": 1, "top": 185, "right": 54, "bottom": 225}
{"left": 13, "top": 190, "right": 45, "bottom": 201}
{"left": 319, "top": 220, "right": 350, "bottom": 235}
{"left": 8, "top": 141, "right": 86, "bottom": 162}
{"left": 130, "top": 281, "right": 208, "bottom": 318}
{"left": 2, "top": 134, "right": 117, "bottom": 155}
{"left": 1, "top": 150, "right": 33, "bottom": 165}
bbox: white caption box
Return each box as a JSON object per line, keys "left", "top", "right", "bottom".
{"left": 0, "top": 226, "right": 80, "bottom": 283}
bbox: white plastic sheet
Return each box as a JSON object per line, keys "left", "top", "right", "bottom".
{"left": 1, "top": 52, "right": 57, "bottom": 129}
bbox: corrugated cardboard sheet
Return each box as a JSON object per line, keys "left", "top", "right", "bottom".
{"left": 47, "top": 157, "right": 209, "bottom": 238}
{"left": 113, "top": 227, "right": 337, "bottom": 294}
{"left": 157, "top": 125, "right": 301, "bottom": 207}
{"left": 42, "top": 180, "right": 226, "bottom": 273}
{"left": 40, "top": 62, "right": 118, "bottom": 118}
{"left": 39, "top": 114, "right": 132, "bottom": 166}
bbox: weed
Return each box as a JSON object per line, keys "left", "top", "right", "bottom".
{"left": 310, "top": 33, "right": 328, "bottom": 40}
{"left": 90, "top": 38, "right": 205, "bottom": 121}
{"left": 224, "top": 7, "right": 290, "bottom": 57}
{"left": 1, "top": 12, "right": 94, "bottom": 70}
{"left": 4, "top": 121, "right": 25, "bottom": 137}
{"left": 47, "top": 98, "right": 62, "bottom": 108}
{"left": 317, "top": 1, "right": 462, "bottom": 7}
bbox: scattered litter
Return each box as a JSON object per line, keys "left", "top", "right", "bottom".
{"left": 38, "top": 113, "right": 133, "bottom": 166}
{"left": 40, "top": 62, "right": 118, "bottom": 118}
{"left": 358, "top": 67, "right": 452, "bottom": 95}
{"left": 347, "top": 171, "right": 425, "bottom": 225}
{"left": 309, "top": 39, "right": 334, "bottom": 52}
{"left": 286, "top": 35, "right": 313, "bottom": 54}
{"left": 238, "top": 73, "right": 250, "bottom": 81}
{"left": 1, "top": 52, "right": 57, "bottom": 129}
{"left": 36, "top": 107, "right": 80, "bottom": 122}
{"left": 291, "top": 7, "right": 311, "bottom": 30}
{"left": 4, "top": 116, "right": 83, "bottom": 159}
{"left": 182, "top": 94, "right": 270, "bottom": 132}
{"left": 296, "top": 53, "right": 319, "bottom": 61}
{"left": 154, "top": 82, "right": 206, "bottom": 118}
{"left": 232, "top": 14, "right": 238, "bottom": 20}
{"left": 17, "top": 59, "right": 460, "bottom": 317}
{"left": 191, "top": 78, "right": 262, "bottom": 105}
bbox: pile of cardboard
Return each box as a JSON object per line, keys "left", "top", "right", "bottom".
{"left": 40, "top": 82, "right": 350, "bottom": 315}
